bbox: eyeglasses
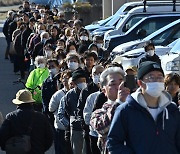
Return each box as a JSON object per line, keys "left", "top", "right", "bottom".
{"left": 144, "top": 76, "right": 164, "bottom": 82}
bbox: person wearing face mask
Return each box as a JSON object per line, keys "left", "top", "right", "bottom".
{"left": 32, "top": 32, "right": 49, "bottom": 59}
{"left": 78, "top": 29, "right": 92, "bottom": 55}
{"left": 28, "top": 23, "right": 46, "bottom": 56}
{"left": 138, "top": 42, "right": 161, "bottom": 67}
{"left": 90, "top": 67, "right": 129, "bottom": 153}
{"left": 66, "top": 53, "right": 80, "bottom": 71}
{"left": 93, "top": 35, "right": 109, "bottom": 61}
{"left": 63, "top": 68, "right": 87, "bottom": 154}
{"left": 76, "top": 65, "right": 104, "bottom": 154}
{"left": 66, "top": 41, "right": 77, "bottom": 55}
{"left": 26, "top": 56, "right": 49, "bottom": 111}
{"left": 107, "top": 61, "right": 180, "bottom": 154}
{"left": 41, "top": 59, "right": 60, "bottom": 129}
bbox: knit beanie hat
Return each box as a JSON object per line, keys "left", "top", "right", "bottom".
{"left": 72, "top": 68, "right": 86, "bottom": 81}
{"left": 137, "top": 61, "right": 164, "bottom": 80}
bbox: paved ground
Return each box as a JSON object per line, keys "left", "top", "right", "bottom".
{"left": 0, "top": 20, "right": 55, "bottom": 154}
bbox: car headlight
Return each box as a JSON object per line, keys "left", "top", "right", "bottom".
{"left": 166, "top": 60, "right": 180, "bottom": 71}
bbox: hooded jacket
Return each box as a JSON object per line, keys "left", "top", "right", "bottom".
{"left": 107, "top": 88, "right": 180, "bottom": 154}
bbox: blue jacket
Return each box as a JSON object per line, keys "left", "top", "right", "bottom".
{"left": 107, "top": 89, "right": 180, "bottom": 154}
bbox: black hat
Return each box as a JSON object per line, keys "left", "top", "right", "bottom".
{"left": 137, "top": 61, "right": 164, "bottom": 80}
{"left": 72, "top": 68, "right": 86, "bottom": 81}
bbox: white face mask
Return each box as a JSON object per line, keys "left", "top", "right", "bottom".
{"left": 14, "top": 17, "right": 19, "bottom": 22}
{"left": 147, "top": 50, "right": 155, "bottom": 56}
{"left": 80, "top": 63, "right": 85, "bottom": 69}
{"left": 145, "top": 82, "right": 164, "bottom": 97}
{"left": 69, "top": 50, "right": 77, "bottom": 54}
{"left": 77, "top": 82, "right": 87, "bottom": 90}
{"left": 91, "top": 50, "right": 98, "bottom": 56}
{"left": 80, "top": 36, "right": 88, "bottom": 41}
{"left": 37, "top": 63, "right": 45, "bottom": 68}
{"left": 49, "top": 68, "right": 58, "bottom": 76}
{"left": 68, "top": 62, "right": 79, "bottom": 70}
{"left": 45, "top": 50, "right": 52, "bottom": 57}
{"left": 92, "top": 75, "right": 100, "bottom": 84}
{"left": 39, "top": 30, "right": 45, "bottom": 34}
{"left": 96, "top": 43, "right": 103, "bottom": 49}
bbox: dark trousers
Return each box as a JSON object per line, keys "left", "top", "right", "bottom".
{"left": 65, "top": 129, "right": 73, "bottom": 154}
{"left": 55, "top": 129, "right": 66, "bottom": 154}
{"left": 89, "top": 135, "right": 101, "bottom": 154}
{"left": 84, "top": 130, "right": 92, "bottom": 154}
{"left": 13, "top": 55, "right": 25, "bottom": 78}
{"left": 5, "top": 37, "right": 10, "bottom": 58}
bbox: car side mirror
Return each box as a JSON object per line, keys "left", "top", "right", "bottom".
{"left": 136, "top": 29, "right": 147, "bottom": 38}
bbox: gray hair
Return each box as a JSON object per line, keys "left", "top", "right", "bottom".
{"left": 34, "top": 56, "right": 46, "bottom": 67}
{"left": 92, "top": 65, "right": 104, "bottom": 76}
{"left": 40, "top": 32, "right": 49, "bottom": 41}
{"left": 100, "top": 67, "right": 125, "bottom": 87}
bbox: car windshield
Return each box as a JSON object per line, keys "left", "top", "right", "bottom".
{"left": 170, "top": 39, "right": 180, "bottom": 53}
{"left": 151, "top": 24, "right": 180, "bottom": 46}
{"left": 99, "top": 16, "right": 113, "bottom": 26}
{"left": 105, "top": 15, "right": 122, "bottom": 27}
{"left": 116, "top": 14, "right": 145, "bottom": 31}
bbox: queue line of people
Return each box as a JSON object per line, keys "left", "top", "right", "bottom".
{"left": 0, "top": 1, "right": 180, "bottom": 154}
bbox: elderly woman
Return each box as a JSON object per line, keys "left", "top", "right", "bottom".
{"left": 164, "top": 73, "right": 180, "bottom": 106}
{"left": 26, "top": 56, "right": 49, "bottom": 111}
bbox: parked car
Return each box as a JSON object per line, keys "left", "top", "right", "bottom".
{"left": 112, "top": 39, "right": 178, "bottom": 70}
{"left": 86, "top": 1, "right": 179, "bottom": 35}
{"left": 104, "top": 13, "right": 180, "bottom": 52}
{"left": 112, "top": 18, "right": 180, "bottom": 56}
{"left": 161, "top": 38, "right": 180, "bottom": 75}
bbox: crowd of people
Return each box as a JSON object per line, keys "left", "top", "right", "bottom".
{"left": 0, "top": 1, "right": 180, "bottom": 154}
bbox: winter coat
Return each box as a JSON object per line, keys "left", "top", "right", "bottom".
{"left": 0, "top": 104, "right": 53, "bottom": 154}
{"left": 26, "top": 68, "right": 49, "bottom": 103}
{"left": 8, "top": 21, "right": 17, "bottom": 42}
{"left": 107, "top": 89, "right": 180, "bottom": 154}
{"left": 21, "top": 26, "right": 33, "bottom": 51}
{"left": 64, "top": 87, "right": 81, "bottom": 130}
{"left": 2, "top": 18, "right": 12, "bottom": 39}
{"left": 138, "top": 53, "right": 161, "bottom": 66}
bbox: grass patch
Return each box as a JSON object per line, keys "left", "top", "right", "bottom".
{"left": 0, "top": 0, "right": 22, "bottom": 6}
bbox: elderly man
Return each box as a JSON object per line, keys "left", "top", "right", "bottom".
{"left": 90, "top": 67, "right": 130, "bottom": 153}
{"left": 107, "top": 61, "right": 180, "bottom": 154}
{"left": 0, "top": 89, "right": 53, "bottom": 154}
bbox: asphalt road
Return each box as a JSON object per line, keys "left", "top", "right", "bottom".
{"left": 0, "top": 20, "right": 55, "bottom": 154}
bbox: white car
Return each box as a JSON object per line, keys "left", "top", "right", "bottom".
{"left": 112, "top": 19, "right": 180, "bottom": 56}
{"left": 112, "top": 39, "right": 178, "bottom": 70}
{"left": 161, "top": 39, "right": 180, "bottom": 75}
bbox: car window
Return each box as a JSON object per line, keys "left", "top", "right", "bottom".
{"left": 120, "top": 14, "right": 146, "bottom": 32}
{"left": 140, "top": 17, "right": 179, "bottom": 37}
{"left": 152, "top": 24, "right": 180, "bottom": 45}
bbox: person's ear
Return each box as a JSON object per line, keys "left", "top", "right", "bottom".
{"left": 137, "top": 80, "right": 143, "bottom": 87}
{"left": 137, "top": 80, "right": 146, "bottom": 89}
{"left": 101, "top": 87, "right": 107, "bottom": 96}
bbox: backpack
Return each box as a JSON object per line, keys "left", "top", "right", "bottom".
{"left": 5, "top": 112, "right": 34, "bottom": 154}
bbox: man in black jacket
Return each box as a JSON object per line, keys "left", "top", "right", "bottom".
{"left": 0, "top": 89, "right": 53, "bottom": 154}
{"left": 138, "top": 42, "right": 161, "bottom": 66}
{"left": 2, "top": 11, "right": 14, "bottom": 59}
{"left": 64, "top": 68, "right": 87, "bottom": 154}
{"left": 42, "top": 59, "right": 60, "bottom": 127}
{"left": 77, "top": 65, "right": 104, "bottom": 154}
